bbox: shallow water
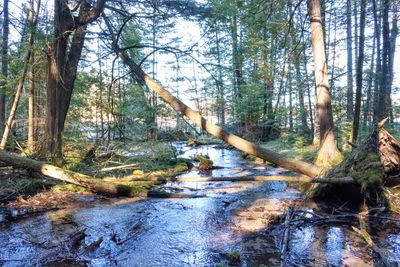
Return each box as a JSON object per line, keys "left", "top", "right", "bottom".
{"left": 0, "top": 143, "right": 399, "bottom": 266}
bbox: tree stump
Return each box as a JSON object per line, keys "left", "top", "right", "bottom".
{"left": 311, "top": 119, "right": 400, "bottom": 204}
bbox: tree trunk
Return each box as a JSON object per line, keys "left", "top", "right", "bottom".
{"left": 377, "top": 0, "right": 391, "bottom": 120}
{"left": 0, "top": 1, "right": 38, "bottom": 149}
{"left": 295, "top": 53, "right": 309, "bottom": 133}
{"left": 45, "top": 0, "right": 105, "bottom": 159}
{"left": 351, "top": 0, "right": 367, "bottom": 143}
{"left": 27, "top": 51, "right": 36, "bottom": 151}
{"left": 104, "top": 16, "right": 323, "bottom": 178}
{"left": 288, "top": 70, "right": 293, "bottom": 131}
{"left": 0, "top": 0, "right": 9, "bottom": 137}
{"left": 230, "top": 2, "right": 243, "bottom": 129}
{"left": 215, "top": 22, "right": 225, "bottom": 126}
{"left": 0, "top": 150, "right": 147, "bottom": 197}
{"left": 373, "top": 0, "right": 382, "bottom": 122}
{"left": 346, "top": 0, "right": 354, "bottom": 120}
{"left": 0, "top": 53, "right": 31, "bottom": 149}
{"left": 307, "top": 0, "right": 341, "bottom": 166}
{"left": 388, "top": 0, "right": 398, "bottom": 122}
{"left": 302, "top": 43, "right": 315, "bottom": 138}
{"left": 363, "top": 29, "right": 376, "bottom": 125}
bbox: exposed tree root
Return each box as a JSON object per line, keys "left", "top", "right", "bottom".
{"left": 311, "top": 119, "right": 400, "bottom": 204}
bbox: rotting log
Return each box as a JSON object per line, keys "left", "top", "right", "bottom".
{"left": 130, "top": 175, "right": 357, "bottom": 184}
{"left": 103, "top": 17, "right": 323, "bottom": 178}
{"left": 0, "top": 150, "right": 147, "bottom": 196}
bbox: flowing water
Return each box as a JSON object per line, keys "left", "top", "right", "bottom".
{"left": 0, "top": 143, "right": 400, "bottom": 266}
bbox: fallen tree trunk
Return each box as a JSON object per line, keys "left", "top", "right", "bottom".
{"left": 103, "top": 19, "right": 323, "bottom": 178}
{"left": 0, "top": 150, "right": 148, "bottom": 196}
{"left": 130, "top": 175, "right": 357, "bottom": 184}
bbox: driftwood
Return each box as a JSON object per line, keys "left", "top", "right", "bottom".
{"left": 0, "top": 150, "right": 146, "bottom": 196}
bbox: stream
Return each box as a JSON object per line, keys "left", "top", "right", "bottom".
{"left": 1, "top": 143, "right": 400, "bottom": 266}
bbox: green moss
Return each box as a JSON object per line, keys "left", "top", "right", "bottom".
{"left": 353, "top": 165, "right": 384, "bottom": 190}
{"left": 221, "top": 251, "right": 241, "bottom": 265}
{"left": 52, "top": 184, "right": 88, "bottom": 193}
{"left": 114, "top": 181, "right": 155, "bottom": 197}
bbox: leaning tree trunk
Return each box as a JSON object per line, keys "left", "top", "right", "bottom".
{"left": 103, "top": 16, "right": 323, "bottom": 178}
{"left": 0, "top": 1, "right": 38, "bottom": 149}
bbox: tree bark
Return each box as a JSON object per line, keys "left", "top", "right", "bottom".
{"left": 295, "top": 53, "right": 309, "bottom": 133}
{"left": 45, "top": 0, "right": 105, "bottom": 159}
{"left": 372, "top": 0, "right": 382, "bottom": 122}
{"left": 346, "top": 0, "right": 354, "bottom": 120}
{"left": 363, "top": 29, "right": 376, "bottom": 125}
{"left": 0, "top": 0, "right": 9, "bottom": 137}
{"left": 377, "top": 0, "right": 391, "bottom": 120}
{"left": 351, "top": 0, "right": 367, "bottom": 143}
{"left": 215, "top": 22, "right": 225, "bottom": 126}
{"left": 103, "top": 16, "right": 323, "bottom": 178}
{"left": 307, "top": 0, "right": 341, "bottom": 166}
{"left": 230, "top": 2, "right": 243, "bottom": 129}
{"left": 388, "top": 0, "right": 398, "bottom": 122}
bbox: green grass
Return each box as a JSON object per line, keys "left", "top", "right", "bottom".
{"left": 260, "top": 134, "right": 318, "bottom": 163}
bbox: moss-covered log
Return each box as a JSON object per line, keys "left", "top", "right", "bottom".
{"left": 312, "top": 119, "right": 400, "bottom": 201}
{"left": 0, "top": 150, "right": 152, "bottom": 197}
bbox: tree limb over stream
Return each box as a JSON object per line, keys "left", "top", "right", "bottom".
{"left": 103, "top": 14, "right": 324, "bottom": 179}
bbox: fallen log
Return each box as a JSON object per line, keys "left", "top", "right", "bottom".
{"left": 130, "top": 175, "right": 357, "bottom": 184}
{"left": 0, "top": 150, "right": 150, "bottom": 197}
{"left": 104, "top": 17, "right": 323, "bottom": 178}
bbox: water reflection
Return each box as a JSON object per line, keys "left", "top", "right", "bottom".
{"left": 326, "top": 227, "right": 344, "bottom": 266}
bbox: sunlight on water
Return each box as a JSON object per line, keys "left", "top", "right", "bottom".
{"left": 326, "top": 227, "right": 344, "bottom": 266}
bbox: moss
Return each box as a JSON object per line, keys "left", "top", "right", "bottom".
{"left": 195, "top": 155, "right": 213, "bottom": 169}
{"left": 114, "top": 181, "right": 155, "bottom": 197}
{"left": 353, "top": 165, "right": 384, "bottom": 190}
{"left": 52, "top": 184, "right": 88, "bottom": 193}
{"left": 221, "top": 251, "right": 241, "bottom": 265}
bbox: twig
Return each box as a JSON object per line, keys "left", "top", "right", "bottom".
{"left": 280, "top": 208, "right": 292, "bottom": 267}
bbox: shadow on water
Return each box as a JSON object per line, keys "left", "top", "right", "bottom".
{"left": 0, "top": 143, "right": 399, "bottom": 266}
